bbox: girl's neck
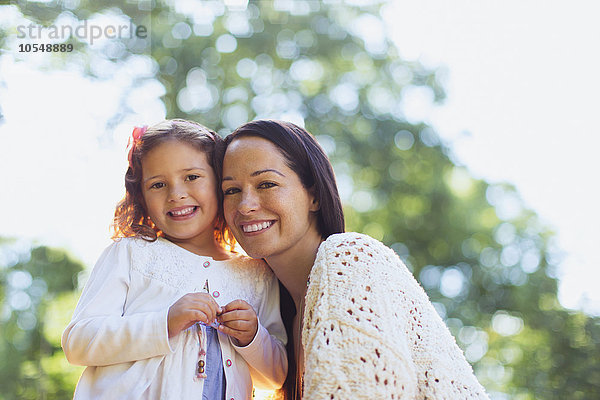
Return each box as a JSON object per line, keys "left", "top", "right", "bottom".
{"left": 266, "top": 231, "right": 323, "bottom": 309}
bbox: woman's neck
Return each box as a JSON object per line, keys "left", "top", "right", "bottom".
{"left": 266, "top": 230, "right": 323, "bottom": 309}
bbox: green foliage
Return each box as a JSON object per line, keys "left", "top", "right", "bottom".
{"left": 3, "top": 0, "right": 600, "bottom": 398}
{"left": 0, "top": 238, "right": 84, "bottom": 399}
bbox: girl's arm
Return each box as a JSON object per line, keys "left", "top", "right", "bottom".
{"left": 230, "top": 271, "right": 288, "bottom": 390}
{"left": 61, "top": 239, "right": 173, "bottom": 366}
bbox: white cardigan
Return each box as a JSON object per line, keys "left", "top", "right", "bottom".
{"left": 62, "top": 237, "right": 287, "bottom": 400}
{"left": 302, "top": 232, "right": 489, "bottom": 399}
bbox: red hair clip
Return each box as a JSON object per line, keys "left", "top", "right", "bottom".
{"left": 127, "top": 125, "right": 148, "bottom": 166}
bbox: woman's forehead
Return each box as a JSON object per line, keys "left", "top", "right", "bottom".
{"left": 223, "top": 137, "right": 294, "bottom": 178}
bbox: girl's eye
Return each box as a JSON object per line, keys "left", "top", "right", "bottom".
{"left": 223, "top": 187, "right": 240, "bottom": 196}
{"left": 186, "top": 174, "right": 200, "bottom": 181}
{"left": 150, "top": 182, "right": 165, "bottom": 189}
{"left": 258, "top": 182, "right": 277, "bottom": 189}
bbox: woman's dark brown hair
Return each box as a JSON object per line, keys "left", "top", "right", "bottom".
{"left": 112, "top": 119, "right": 235, "bottom": 250}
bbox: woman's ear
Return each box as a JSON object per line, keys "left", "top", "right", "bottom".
{"left": 308, "top": 186, "right": 320, "bottom": 212}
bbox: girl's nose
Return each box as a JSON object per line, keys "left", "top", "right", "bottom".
{"left": 168, "top": 185, "right": 187, "bottom": 201}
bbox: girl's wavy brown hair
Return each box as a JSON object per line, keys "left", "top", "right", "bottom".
{"left": 112, "top": 119, "right": 236, "bottom": 250}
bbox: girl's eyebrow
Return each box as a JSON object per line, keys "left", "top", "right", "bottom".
{"left": 222, "top": 169, "right": 285, "bottom": 181}
{"left": 143, "top": 174, "right": 163, "bottom": 183}
{"left": 143, "top": 167, "right": 208, "bottom": 183}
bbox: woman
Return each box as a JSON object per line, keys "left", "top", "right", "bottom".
{"left": 220, "top": 120, "right": 489, "bottom": 399}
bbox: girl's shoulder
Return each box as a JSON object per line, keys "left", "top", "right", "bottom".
{"left": 220, "top": 253, "right": 277, "bottom": 302}
{"left": 110, "top": 236, "right": 161, "bottom": 250}
{"left": 222, "top": 252, "right": 273, "bottom": 278}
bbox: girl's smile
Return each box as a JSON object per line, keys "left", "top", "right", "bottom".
{"left": 167, "top": 205, "right": 199, "bottom": 219}
{"left": 141, "top": 140, "right": 220, "bottom": 254}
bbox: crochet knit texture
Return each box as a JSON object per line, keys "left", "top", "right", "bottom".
{"left": 302, "top": 232, "right": 489, "bottom": 399}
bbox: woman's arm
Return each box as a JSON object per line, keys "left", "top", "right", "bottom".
{"left": 61, "top": 239, "right": 173, "bottom": 366}
{"left": 303, "top": 232, "right": 489, "bottom": 399}
{"left": 301, "top": 234, "right": 418, "bottom": 398}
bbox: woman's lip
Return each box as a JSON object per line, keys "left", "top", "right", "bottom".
{"left": 239, "top": 220, "right": 275, "bottom": 235}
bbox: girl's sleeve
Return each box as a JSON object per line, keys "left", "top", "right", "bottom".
{"left": 301, "top": 235, "right": 418, "bottom": 399}
{"left": 231, "top": 268, "right": 288, "bottom": 389}
{"left": 61, "top": 239, "right": 173, "bottom": 366}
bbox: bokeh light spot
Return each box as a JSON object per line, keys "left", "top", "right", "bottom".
{"left": 216, "top": 34, "right": 237, "bottom": 53}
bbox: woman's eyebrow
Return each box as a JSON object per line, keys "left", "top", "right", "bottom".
{"left": 251, "top": 169, "right": 285, "bottom": 177}
{"left": 222, "top": 169, "right": 285, "bottom": 181}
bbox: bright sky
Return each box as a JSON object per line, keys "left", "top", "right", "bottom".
{"left": 1, "top": 1, "right": 599, "bottom": 315}
{"left": 384, "top": 0, "right": 600, "bottom": 314}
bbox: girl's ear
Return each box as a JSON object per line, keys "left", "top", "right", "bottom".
{"left": 308, "top": 186, "right": 320, "bottom": 212}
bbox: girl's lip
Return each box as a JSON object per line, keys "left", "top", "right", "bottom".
{"left": 167, "top": 206, "right": 198, "bottom": 220}
{"left": 239, "top": 220, "right": 275, "bottom": 235}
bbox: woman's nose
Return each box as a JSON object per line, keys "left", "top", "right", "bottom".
{"left": 238, "top": 190, "right": 259, "bottom": 214}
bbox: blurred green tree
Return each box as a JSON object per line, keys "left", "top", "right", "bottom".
{"left": 0, "top": 238, "right": 84, "bottom": 400}
{"left": 3, "top": 0, "right": 600, "bottom": 398}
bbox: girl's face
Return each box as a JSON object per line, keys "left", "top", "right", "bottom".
{"left": 141, "top": 140, "right": 219, "bottom": 250}
{"left": 222, "top": 136, "right": 320, "bottom": 261}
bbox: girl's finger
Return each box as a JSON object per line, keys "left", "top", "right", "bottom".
{"left": 192, "top": 293, "right": 222, "bottom": 314}
{"left": 217, "top": 309, "right": 252, "bottom": 324}
{"left": 191, "top": 310, "right": 210, "bottom": 324}
{"left": 191, "top": 298, "right": 222, "bottom": 321}
{"left": 221, "top": 319, "right": 250, "bottom": 331}
{"left": 221, "top": 299, "right": 251, "bottom": 313}
{"left": 217, "top": 323, "right": 245, "bottom": 337}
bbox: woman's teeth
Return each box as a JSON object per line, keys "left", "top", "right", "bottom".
{"left": 169, "top": 206, "right": 195, "bottom": 216}
{"left": 243, "top": 221, "right": 272, "bottom": 233}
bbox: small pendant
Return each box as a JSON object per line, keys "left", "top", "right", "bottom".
{"left": 202, "top": 279, "right": 210, "bottom": 293}
{"left": 194, "top": 323, "right": 208, "bottom": 381}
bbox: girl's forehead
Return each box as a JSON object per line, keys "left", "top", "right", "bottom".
{"left": 142, "top": 141, "right": 212, "bottom": 172}
{"left": 145, "top": 140, "right": 207, "bottom": 159}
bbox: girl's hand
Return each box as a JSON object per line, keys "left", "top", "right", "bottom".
{"left": 217, "top": 300, "right": 258, "bottom": 347}
{"left": 167, "top": 293, "right": 222, "bottom": 338}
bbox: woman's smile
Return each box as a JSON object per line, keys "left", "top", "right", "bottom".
{"left": 240, "top": 220, "right": 275, "bottom": 234}
{"left": 222, "top": 136, "right": 320, "bottom": 261}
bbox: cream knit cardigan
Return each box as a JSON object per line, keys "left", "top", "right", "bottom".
{"left": 301, "top": 232, "right": 489, "bottom": 399}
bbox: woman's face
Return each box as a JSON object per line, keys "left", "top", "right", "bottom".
{"left": 222, "top": 136, "right": 320, "bottom": 260}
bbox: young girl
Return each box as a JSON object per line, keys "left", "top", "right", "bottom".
{"left": 62, "top": 119, "right": 287, "bottom": 400}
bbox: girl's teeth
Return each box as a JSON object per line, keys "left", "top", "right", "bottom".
{"left": 171, "top": 207, "right": 194, "bottom": 216}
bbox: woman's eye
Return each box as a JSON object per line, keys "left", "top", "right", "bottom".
{"left": 258, "top": 182, "right": 277, "bottom": 189}
{"left": 186, "top": 174, "right": 200, "bottom": 181}
{"left": 150, "top": 182, "right": 165, "bottom": 189}
{"left": 223, "top": 187, "right": 240, "bottom": 195}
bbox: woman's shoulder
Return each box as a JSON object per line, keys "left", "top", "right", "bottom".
{"left": 318, "top": 232, "right": 398, "bottom": 264}
{"left": 311, "top": 232, "right": 414, "bottom": 293}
